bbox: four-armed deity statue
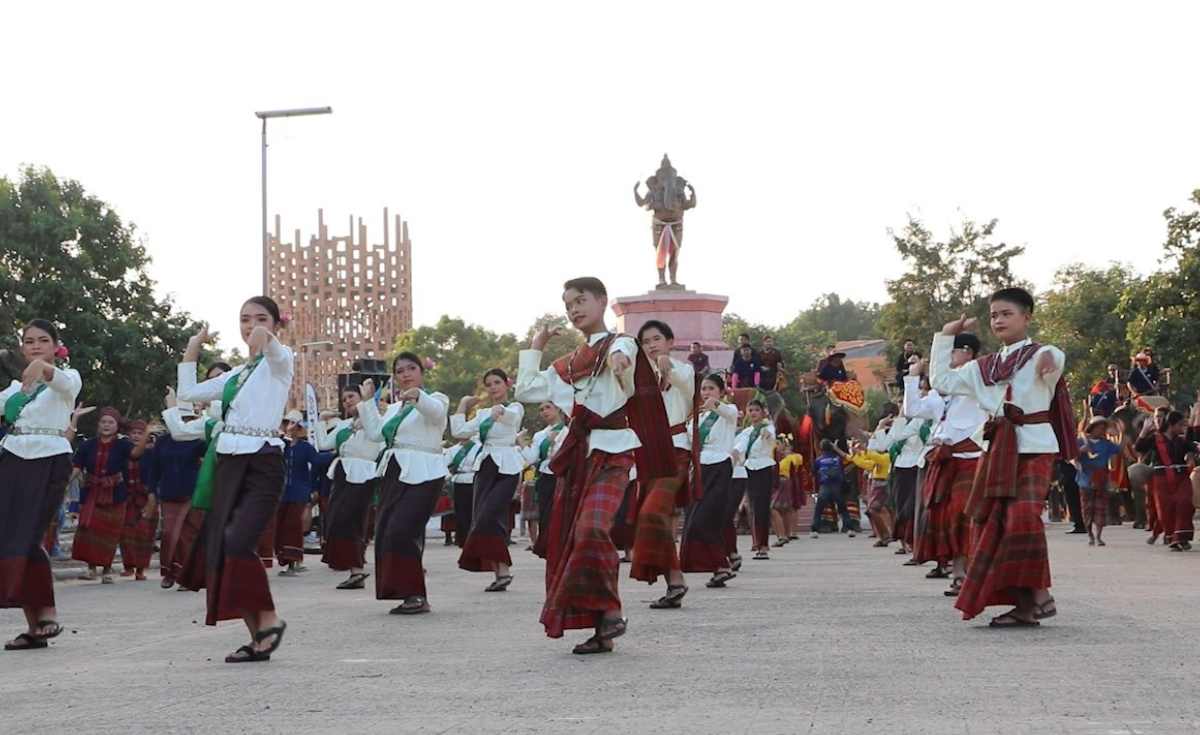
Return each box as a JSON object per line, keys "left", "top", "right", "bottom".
{"left": 634, "top": 154, "right": 696, "bottom": 288}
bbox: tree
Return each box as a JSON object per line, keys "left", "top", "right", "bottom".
{"left": 1120, "top": 189, "right": 1200, "bottom": 402}
{"left": 794, "top": 293, "right": 881, "bottom": 341}
{"left": 392, "top": 316, "right": 522, "bottom": 403}
{"left": 876, "top": 216, "right": 1025, "bottom": 355}
{"left": 0, "top": 166, "right": 222, "bottom": 422}
{"left": 1037, "top": 263, "right": 1140, "bottom": 402}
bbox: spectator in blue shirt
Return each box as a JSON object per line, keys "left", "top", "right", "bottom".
{"left": 1075, "top": 416, "right": 1122, "bottom": 546}
{"left": 810, "top": 439, "right": 853, "bottom": 537}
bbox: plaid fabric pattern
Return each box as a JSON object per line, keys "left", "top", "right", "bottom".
{"left": 915, "top": 457, "right": 976, "bottom": 564}
{"left": 540, "top": 450, "right": 634, "bottom": 639}
{"left": 1155, "top": 473, "right": 1195, "bottom": 544}
{"left": 866, "top": 479, "right": 890, "bottom": 514}
{"left": 73, "top": 500, "right": 127, "bottom": 567}
{"left": 120, "top": 500, "right": 157, "bottom": 569}
{"left": 955, "top": 454, "right": 1054, "bottom": 620}
{"left": 630, "top": 450, "right": 688, "bottom": 584}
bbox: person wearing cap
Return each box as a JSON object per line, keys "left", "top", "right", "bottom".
{"left": 933, "top": 287, "right": 1077, "bottom": 627}
{"left": 1074, "top": 416, "right": 1121, "bottom": 547}
{"left": 817, "top": 351, "right": 849, "bottom": 384}
{"left": 903, "top": 333, "right": 987, "bottom": 596}
{"left": 118, "top": 419, "right": 159, "bottom": 581}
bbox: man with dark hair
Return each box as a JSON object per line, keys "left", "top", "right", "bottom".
{"left": 730, "top": 346, "right": 760, "bottom": 389}
{"left": 517, "top": 276, "right": 674, "bottom": 654}
{"left": 687, "top": 341, "right": 710, "bottom": 378}
{"left": 759, "top": 335, "right": 785, "bottom": 392}
{"left": 933, "top": 287, "right": 1077, "bottom": 627}
{"left": 730, "top": 333, "right": 759, "bottom": 381}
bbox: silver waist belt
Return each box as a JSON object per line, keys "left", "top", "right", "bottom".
{"left": 389, "top": 442, "right": 442, "bottom": 455}
{"left": 222, "top": 425, "right": 280, "bottom": 439}
{"left": 8, "top": 426, "right": 67, "bottom": 437}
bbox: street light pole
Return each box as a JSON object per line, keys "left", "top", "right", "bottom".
{"left": 255, "top": 106, "right": 333, "bottom": 295}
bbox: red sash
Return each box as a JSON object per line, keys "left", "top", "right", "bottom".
{"left": 923, "top": 438, "right": 981, "bottom": 505}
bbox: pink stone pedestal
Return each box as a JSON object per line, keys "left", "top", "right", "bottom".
{"left": 611, "top": 288, "right": 732, "bottom": 370}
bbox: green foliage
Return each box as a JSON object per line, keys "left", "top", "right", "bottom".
{"left": 0, "top": 166, "right": 223, "bottom": 423}
{"left": 793, "top": 293, "right": 881, "bottom": 342}
{"left": 1120, "top": 190, "right": 1200, "bottom": 402}
{"left": 876, "top": 216, "right": 1024, "bottom": 355}
{"left": 1037, "top": 263, "right": 1140, "bottom": 402}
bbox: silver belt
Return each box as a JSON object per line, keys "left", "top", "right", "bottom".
{"left": 222, "top": 425, "right": 281, "bottom": 439}
{"left": 8, "top": 426, "right": 67, "bottom": 438}
{"left": 389, "top": 442, "right": 442, "bottom": 455}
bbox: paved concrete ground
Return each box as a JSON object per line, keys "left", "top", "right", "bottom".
{"left": 4, "top": 520, "right": 1200, "bottom": 734}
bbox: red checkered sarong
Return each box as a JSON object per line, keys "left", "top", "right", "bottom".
{"left": 120, "top": 499, "right": 157, "bottom": 570}
{"left": 955, "top": 454, "right": 1054, "bottom": 620}
{"left": 915, "top": 456, "right": 977, "bottom": 565}
{"left": 1154, "top": 472, "right": 1195, "bottom": 544}
{"left": 630, "top": 449, "right": 688, "bottom": 584}
{"left": 73, "top": 501, "right": 126, "bottom": 567}
{"left": 541, "top": 450, "right": 633, "bottom": 638}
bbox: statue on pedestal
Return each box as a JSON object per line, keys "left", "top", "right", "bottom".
{"left": 634, "top": 154, "right": 696, "bottom": 288}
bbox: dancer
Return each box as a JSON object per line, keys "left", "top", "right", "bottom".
{"left": 314, "top": 387, "right": 384, "bottom": 589}
{"left": 276, "top": 421, "right": 318, "bottom": 576}
{"left": 886, "top": 398, "right": 928, "bottom": 559}
{"left": 357, "top": 353, "right": 449, "bottom": 615}
{"left": 845, "top": 438, "right": 892, "bottom": 546}
{"left": 904, "top": 335, "right": 986, "bottom": 593}
{"left": 72, "top": 407, "right": 150, "bottom": 582}
{"left": 629, "top": 320, "right": 697, "bottom": 609}
{"left": 522, "top": 401, "right": 565, "bottom": 558}
{"left": 451, "top": 369, "right": 525, "bottom": 591}
{"left": 1134, "top": 410, "right": 1197, "bottom": 551}
{"left": 727, "top": 444, "right": 748, "bottom": 571}
{"left": 445, "top": 436, "right": 481, "bottom": 547}
{"left": 118, "top": 419, "right": 158, "bottom": 580}
{"left": 735, "top": 399, "right": 777, "bottom": 561}
{"left": 177, "top": 298, "right": 292, "bottom": 662}
{"left": 153, "top": 388, "right": 206, "bottom": 589}
{"left": 1075, "top": 416, "right": 1121, "bottom": 547}
{"left": 932, "top": 288, "right": 1076, "bottom": 626}
{"left": 1, "top": 319, "right": 80, "bottom": 651}
{"left": 679, "top": 373, "right": 739, "bottom": 588}
{"left": 515, "top": 277, "right": 674, "bottom": 654}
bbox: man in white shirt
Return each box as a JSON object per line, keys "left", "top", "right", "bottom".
{"left": 516, "top": 277, "right": 674, "bottom": 655}
{"left": 932, "top": 287, "right": 1077, "bottom": 627}
{"left": 904, "top": 334, "right": 987, "bottom": 594}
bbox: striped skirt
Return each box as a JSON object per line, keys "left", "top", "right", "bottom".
{"left": 120, "top": 500, "right": 157, "bottom": 570}
{"left": 73, "top": 501, "right": 127, "bottom": 568}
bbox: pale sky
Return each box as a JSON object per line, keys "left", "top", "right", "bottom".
{"left": 5, "top": 2, "right": 1199, "bottom": 349}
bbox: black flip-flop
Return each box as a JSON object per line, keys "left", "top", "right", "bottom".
{"left": 390, "top": 597, "right": 430, "bottom": 615}
{"left": 253, "top": 620, "right": 287, "bottom": 655}
{"left": 988, "top": 612, "right": 1040, "bottom": 628}
{"left": 225, "top": 644, "right": 270, "bottom": 663}
{"left": 336, "top": 573, "right": 369, "bottom": 590}
{"left": 1034, "top": 599, "right": 1057, "bottom": 620}
{"left": 572, "top": 636, "right": 612, "bottom": 655}
{"left": 597, "top": 617, "right": 628, "bottom": 641}
{"left": 925, "top": 567, "right": 949, "bottom": 579}
{"left": 485, "top": 575, "right": 514, "bottom": 592}
{"left": 5, "top": 633, "right": 48, "bottom": 651}
{"left": 34, "top": 621, "right": 63, "bottom": 640}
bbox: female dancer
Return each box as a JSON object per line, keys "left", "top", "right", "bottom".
{"left": 154, "top": 388, "right": 207, "bottom": 589}
{"left": 1, "top": 319, "right": 81, "bottom": 651}
{"left": 727, "top": 444, "right": 748, "bottom": 571}
{"left": 678, "top": 373, "right": 739, "bottom": 588}
{"left": 451, "top": 369, "right": 525, "bottom": 591}
{"left": 314, "top": 387, "right": 384, "bottom": 589}
{"left": 276, "top": 421, "right": 317, "bottom": 576}
{"left": 177, "top": 297, "right": 292, "bottom": 663}
{"left": 118, "top": 419, "right": 158, "bottom": 580}
{"left": 73, "top": 408, "right": 150, "bottom": 582}
{"left": 444, "top": 435, "right": 481, "bottom": 547}
{"left": 735, "top": 399, "right": 777, "bottom": 561}
{"left": 357, "top": 353, "right": 449, "bottom": 615}
{"left": 522, "top": 401, "right": 565, "bottom": 557}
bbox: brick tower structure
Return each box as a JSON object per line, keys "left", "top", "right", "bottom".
{"left": 267, "top": 208, "right": 413, "bottom": 409}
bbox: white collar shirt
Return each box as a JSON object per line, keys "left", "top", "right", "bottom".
{"left": 688, "top": 401, "right": 738, "bottom": 465}
{"left": 178, "top": 338, "right": 293, "bottom": 455}
{"left": 736, "top": 422, "right": 777, "bottom": 470}
{"left": 522, "top": 424, "right": 566, "bottom": 475}
{"left": 903, "top": 376, "right": 986, "bottom": 459}
{"left": 451, "top": 402, "right": 525, "bottom": 475}
{"left": 444, "top": 440, "right": 482, "bottom": 484}
{"left": 313, "top": 417, "right": 385, "bottom": 484}
{"left": 358, "top": 390, "right": 449, "bottom": 484}
{"left": 658, "top": 357, "right": 695, "bottom": 450}
{"left": 0, "top": 368, "right": 81, "bottom": 459}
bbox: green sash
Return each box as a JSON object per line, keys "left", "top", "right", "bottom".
{"left": 744, "top": 421, "right": 767, "bottom": 457}
{"left": 538, "top": 423, "right": 565, "bottom": 464}
{"left": 478, "top": 414, "right": 496, "bottom": 444}
{"left": 192, "top": 419, "right": 220, "bottom": 511}
{"left": 4, "top": 384, "right": 47, "bottom": 424}
{"left": 334, "top": 425, "right": 354, "bottom": 453}
{"left": 888, "top": 420, "right": 931, "bottom": 466}
{"left": 698, "top": 410, "right": 721, "bottom": 447}
{"left": 221, "top": 355, "right": 263, "bottom": 422}
{"left": 381, "top": 402, "right": 417, "bottom": 447}
{"left": 448, "top": 440, "right": 476, "bottom": 474}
